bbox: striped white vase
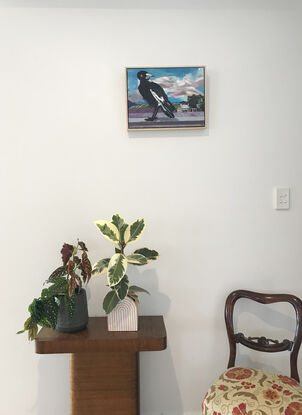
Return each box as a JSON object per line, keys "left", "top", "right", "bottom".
{"left": 107, "top": 297, "right": 138, "bottom": 331}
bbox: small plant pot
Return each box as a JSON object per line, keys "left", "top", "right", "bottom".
{"left": 108, "top": 297, "right": 138, "bottom": 331}
{"left": 56, "top": 289, "right": 88, "bottom": 333}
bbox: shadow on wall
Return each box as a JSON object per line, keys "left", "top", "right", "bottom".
{"left": 132, "top": 268, "right": 184, "bottom": 413}
{"left": 130, "top": 268, "right": 171, "bottom": 315}
{"left": 230, "top": 298, "right": 297, "bottom": 375}
{"left": 35, "top": 269, "right": 184, "bottom": 414}
{"left": 235, "top": 352, "right": 283, "bottom": 374}
{"left": 141, "top": 350, "right": 184, "bottom": 415}
{"left": 233, "top": 298, "right": 296, "bottom": 334}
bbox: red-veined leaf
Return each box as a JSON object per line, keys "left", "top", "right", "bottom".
{"left": 48, "top": 266, "right": 67, "bottom": 281}
{"left": 78, "top": 241, "right": 88, "bottom": 251}
{"left": 61, "top": 243, "right": 74, "bottom": 266}
{"left": 68, "top": 260, "right": 75, "bottom": 275}
{"left": 68, "top": 276, "right": 76, "bottom": 297}
{"left": 81, "top": 251, "right": 92, "bottom": 284}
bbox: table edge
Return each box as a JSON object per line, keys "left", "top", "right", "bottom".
{"left": 35, "top": 315, "right": 167, "bottom": 354}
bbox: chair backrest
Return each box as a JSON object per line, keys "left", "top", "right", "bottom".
{"left": 225, "top": 289, "right": 302, "bottom": 382}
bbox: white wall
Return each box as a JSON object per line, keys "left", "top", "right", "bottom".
{"left": 1, "top": 1, "right": 302, "bottom": 414}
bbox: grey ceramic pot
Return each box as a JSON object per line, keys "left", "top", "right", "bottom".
{"left": 56, "top": 289, "right": 88, "bottom": 333}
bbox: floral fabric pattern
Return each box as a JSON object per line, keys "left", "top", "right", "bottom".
{"left": 226, "top": 368, "right": 253, "bottom": 380}
{"left": 203, "top": 367, "right": 302, "bottom": 415}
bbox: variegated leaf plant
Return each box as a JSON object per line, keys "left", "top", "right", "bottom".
{"left": 93, "top": 214, "right": 159, "bottom": 314}
{"left": 17, "top": 240, "right": 92, "bottom": 340}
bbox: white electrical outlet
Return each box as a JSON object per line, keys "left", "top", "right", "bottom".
{"left": 273, "top": 187, "right": 290, "bottom": 210}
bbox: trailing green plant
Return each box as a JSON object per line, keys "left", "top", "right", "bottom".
{"left": 92, "top": 214, "right": 159, "bottom": 314}
{"left": 17, "top": 241, "right": 92, "bottom": 340}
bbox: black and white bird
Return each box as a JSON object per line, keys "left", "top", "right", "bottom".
{"left": 137, "top": 71, "right": 176, "bottom": 121}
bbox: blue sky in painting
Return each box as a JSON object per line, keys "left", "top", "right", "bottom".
{"left": 127, "top": 66, "right": 205, "bottom": 103}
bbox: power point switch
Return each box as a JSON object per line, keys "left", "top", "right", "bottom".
{"left": 273, "top": 187, "right": 290, "bottom": 210}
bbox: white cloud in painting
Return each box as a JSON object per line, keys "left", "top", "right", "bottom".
{"left": 154, "top": 75, "right": 204, "bottom": 99}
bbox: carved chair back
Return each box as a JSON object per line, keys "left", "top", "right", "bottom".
{"left": 225, "top": 290, "right": 302, "bottom": 382}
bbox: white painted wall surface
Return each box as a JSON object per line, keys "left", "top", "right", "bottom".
{"left": 1, "top": 1, "right": 302, "bottom": 414}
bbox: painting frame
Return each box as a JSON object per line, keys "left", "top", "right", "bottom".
{"left": 126, "top": 66, "right": 206, "bottom": 131}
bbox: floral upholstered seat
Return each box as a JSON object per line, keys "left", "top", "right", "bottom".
{"left": 203, "top": 291, "right": 302, "bottom": 415}
{"left": 203, "top": 367, "right": 302, "bottom": 415}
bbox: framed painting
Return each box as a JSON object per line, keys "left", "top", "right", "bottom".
{"left": 126, "top": 66, "right": 206, "bottom": 131}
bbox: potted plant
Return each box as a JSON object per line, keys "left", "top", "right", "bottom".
{"left": 18, "top": 240, "right": 92, "bottom": 340}
{"left": 92, "top": 214, "right": 159, "bottom": 331}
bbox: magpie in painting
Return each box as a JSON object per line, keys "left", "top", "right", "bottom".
{"left": 137, "top": 71, "right": 176, "bottom": 121}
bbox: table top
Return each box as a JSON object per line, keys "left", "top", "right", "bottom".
{"left": 35, "top": 316, "right": 167, "bottom": 354}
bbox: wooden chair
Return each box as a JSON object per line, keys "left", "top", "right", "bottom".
{"left": 203, "top": 290, "right": 302, "bottom": 415}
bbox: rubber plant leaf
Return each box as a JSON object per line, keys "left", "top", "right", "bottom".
{"left": 129, "top": 285, "right": 150, "bottom": 295}
{"left": 111, "top": 214, "right": 128, "bottom": 243}
{"left": 111, "top": 213, "right": 126, "bottom": 231}
{"left": 124, "top": 218, "right": 145, "bottom": 244}
{"left": 94, "top": 220, "right": 119, "bottom": 244}
{"left": 107, "top": 253, "right": 127, "bottom": 287}
{"left": 128, "top": 292, "right": 139, "bottom": 304}
{"left": 92, "top": 258, "right": 110, "bottom": 277}
{"left": 115, "top": 275, "right": 129, "bottom": 301}
{"left": 127, "top": 253, "right": 148, "bottom": 265}
{"left": 133, "top": 247, "right": 159, "bottom": 262}
{"left": 103, "top": 290, "right": 120, "bottom": 314}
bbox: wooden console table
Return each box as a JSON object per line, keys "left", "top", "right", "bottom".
{"left": 35, "top": 316, "right": 167, "bottom": 415}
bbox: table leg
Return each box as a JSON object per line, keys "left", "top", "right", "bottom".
{"left": 70, "top": 352, "right": 139, "bottom": 415}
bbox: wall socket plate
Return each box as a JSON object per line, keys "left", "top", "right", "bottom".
{"left": 273, "top": 187, "right": 290, "bottom": 210}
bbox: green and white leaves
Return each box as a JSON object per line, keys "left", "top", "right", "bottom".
{"left": 111, "top": 214, "right": 126, "bottom": 230}
{"left": 127, "top": 253, "right": 148, "bottom": 265}
{"left": 107, "top": 253, "right": 127, "bottom": 286}
{"left": 115, "top": 275, "right": 129, "bottom": 300}
{"left": 94, "top": 220, "right": 119, "bottom": 244}
{"left": 103, "top": 274, "right": 129, "bottom": 313}
{"left": 133, "top": 248, "right": 159, "bottom": 263}
{"left": 92, "top": 258, "right": 110, "bottom": 277}
{"left": 127, "top": 248, "right": 159, "bottom": 266}
{"left": 95, "top": 215, "right": 145, "bottom": 248}
{"left": 94, "top": 214, "right": 159, "bottom": 314}
{"left": 111, "top": 214, "right": 128, "bottom": 243}
{"left": 124, "top": 218, "right": 145, "bottom": 244}
{"left": 103, "top": 290, "right": 120, "bottom": 314}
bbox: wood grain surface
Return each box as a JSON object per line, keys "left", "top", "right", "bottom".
{"left": 35, "top": 316, "right": 166, "bottom": 414}
{"left": 35, "top": 316, "right": 166, "bottom": 354}
{"left": 70, "top": 352, "right": 139, "bottom": 415}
